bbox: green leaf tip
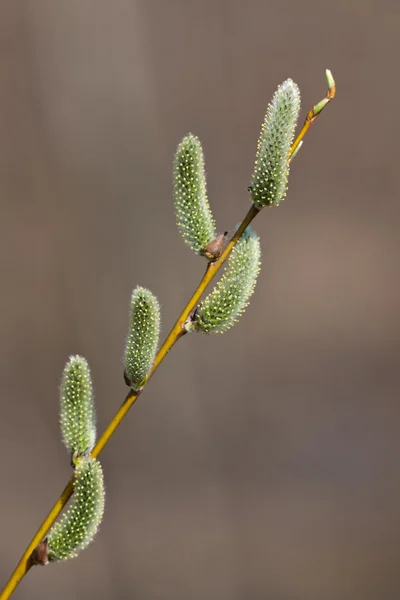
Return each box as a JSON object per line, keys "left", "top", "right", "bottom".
{"left": 325, "top": 69, "right": 335, "bottom": 91}
{"left": 124, "top": 286, "right": 161, "bottom": 390}
{"left": 290, "top": 139, "right": 303, "bottom": 161}
{"left": 249, "top": 78, "right": 301, "bottom": 208}
{"left": 47, "top": 458, "right": 105, "bottom": 562}
{"left": 187, "top": 227, "right": 261, "bottom": 333}
{"left": 174, "top": 133, "right": 217, "bottom": 256}
{"left": 60, "top": 355, "right": 96, "bottom": 462}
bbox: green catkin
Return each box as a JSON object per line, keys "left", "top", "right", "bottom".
{"left": 250, "top": 79, "right": 301, "bottom": 208}
{"left": 188, "top": 227, "right": 261, "bottom": 333}
{"left": 47, "top": 458, "right": 105, "bottom": 562}
{"left": 59, "top": 356, "right": 96, "bottom": 461}
{"left": 124, "top": 286, "right": 161, "bottom": 390}
{"left": 174, "top": 133, "right": 217, "bottom": 255}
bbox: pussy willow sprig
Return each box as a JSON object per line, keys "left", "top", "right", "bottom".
{"left": 0, "top": 69, "right": 335, "bottom": 600}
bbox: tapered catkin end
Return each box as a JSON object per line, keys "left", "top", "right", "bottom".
{"left": 187, "top": 227, "right": 261, "bottom": 333}
{"left": 60, "top": 356, "right": 96, "bottom": 462}
{"left": 174, "top": 134, "right": 217, "bottom": 256}
{"left": 47, "top": 458, "right": 105, "bottom": 562}
{"left": 249, "top": 79, "right": 301, "bottom": 208}
{"left": 124, "top": 287, "right": 161, "bottom": 390}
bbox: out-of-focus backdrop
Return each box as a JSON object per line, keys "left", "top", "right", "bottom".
{"left": 1, "top": 1, "right": 399, "bottom": 599}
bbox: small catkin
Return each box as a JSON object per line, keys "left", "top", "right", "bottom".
{"left": 174, "top": 133, "right": 216, "bottom": 256}
{"left": 47, "top": 458, "right": 105, "bottom": 562}
{"left": 59, "top": 356, "right": 96, "bottom": 461}
{"left": 124, "top": 286, "right": 161, "bottom": 390}
{"left": 188, "top": 227, "right": 261, "bottom": 333}
{"left": 250, "top": 79, "right": 301, "bottom": 208}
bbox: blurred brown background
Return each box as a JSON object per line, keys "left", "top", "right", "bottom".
{"left": 0, "top": 1, "right": 399, "bottom": 599}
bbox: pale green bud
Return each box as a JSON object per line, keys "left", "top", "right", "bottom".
{"left": 47, "top": 458, "right": 105, "bottom": 562}
{"left": 325, "top": 69, "right": 335, "bottom": 94}
{"left": 250, "top": 79, "right": 301, "bottom": 207}
{"left": 59, "top": 356, "right": 96, "bottom": 462}
{"left": 174, "top": 134, "right": 217, "bottom": 256}
{"left": 124, "top": 287, "right": 160, "bottom": 390}
{"left": 187, "top": 227, "right": 261, "bottom": 333}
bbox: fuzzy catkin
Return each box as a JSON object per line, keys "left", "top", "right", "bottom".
{"left": 190, "top": 227, "right": 261, "bottom": 333}
{"left": 47, "top": 458, "right": 105, "bottom": 562}
{"left": 174, "top": 134, "right": 216, "bottom": 255}
{"left": 250, "top": 79, "right": 301, "bottom": 207}
{"left": 59, "top": 356, "right": 96, "bottom": 460}
{"left": 124, "top": 287, "right": 160, "bottom": 389}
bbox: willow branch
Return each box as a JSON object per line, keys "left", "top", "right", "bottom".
{"left": 0, "top": 71, "right": 335, "bottom": 600}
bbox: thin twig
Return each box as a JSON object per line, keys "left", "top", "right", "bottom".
{"left": 289, "top": 69, "right": 335, "bottom": 161}
{"left": 0, "top": 71, "right": 335, "bottom": 600}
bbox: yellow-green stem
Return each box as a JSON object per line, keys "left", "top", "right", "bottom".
{"left": 0, "top": 73, "right": 334, "bottom": 599}
{"left": 0, "top": 204, "right": 259, "bottom": 600}
{"left": 289, "top": 70, "right": 335, "bottom": 160}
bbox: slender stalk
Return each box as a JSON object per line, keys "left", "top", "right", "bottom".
{"left": 0, "top": 480, "right": 74, "bottom": 598}
{"left": 289, "top": 69, "right": 336, "bottom": 160}
{"left": 0, "top": 204, "right": 259, "bottom": 600}
{"left": 150, "top": 204, "right": 260, "bottom": 374}
{"left": 0, "top": 73, "right": 334, "bottom": 600}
